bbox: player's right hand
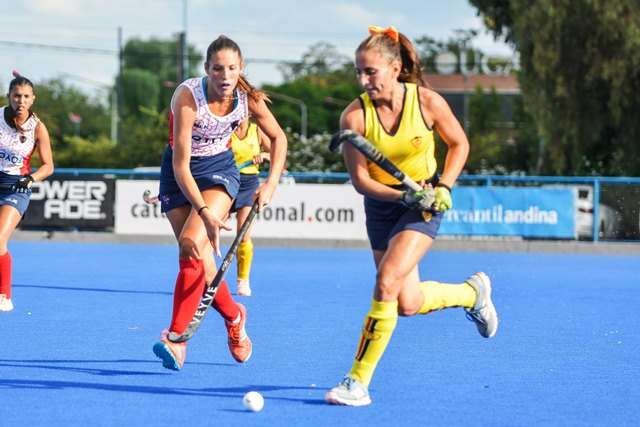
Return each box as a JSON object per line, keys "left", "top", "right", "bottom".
{"left": 200, "top": 209, "right": 232, "bottom": 257}
{"left": 13, "top": 174, "right": 34, "bottom": 193}
{"left": 400, "top": 187, "right": 435, "bottom": 211}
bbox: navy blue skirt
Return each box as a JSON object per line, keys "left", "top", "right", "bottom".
{"left": 230, "top": 174, "right": 259, "bottom": 213}
{"left": 364, "top": 196, "right": 443, "bottom": 251}
{"left": 0, "top": 172, "right": 30, "bottom": 215}
{"left": 159, "top": 146, "right": 240, "bottom": 213}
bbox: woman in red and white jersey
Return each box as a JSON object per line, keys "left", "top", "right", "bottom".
{"left": 0, "top": 73, "right": 54, "bottom": 312}
{"left": 152, "top": 35, "right": 287, "bottom": 371}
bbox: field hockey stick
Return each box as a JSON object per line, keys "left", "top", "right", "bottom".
{"left": 168, "top": 199, "right": 260, "bottom": 343}
{"left": 142, "top": 189, "right": 159, "bottom": 205}
{"left": 329, "top": 129, "right": 436, "bottom": 206}
{"left": 236, "top": 159, "right": 255, "bottom": 170}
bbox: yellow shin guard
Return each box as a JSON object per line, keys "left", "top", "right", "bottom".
{"left": 237, "top": 240, "right": 254, "bottom": 281}
{"left": 349, "top": 300, "right": 398, "bottom": 387}
{"left": 418, "top": 280, "right": 476, "bottom": 314}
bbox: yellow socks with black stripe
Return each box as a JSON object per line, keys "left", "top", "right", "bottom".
{"left": 348, "top": 300, "right": 398, "bottom": 387}
{"left": 237, "top": 240, "right": 254, "bottom": 281}
{"left": 418, "top": 280, "right": 476, "bottom": 314}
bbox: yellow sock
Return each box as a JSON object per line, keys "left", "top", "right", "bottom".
{"left": 237, "top": 240, "right": 253, "bottom": 281}
{"left": 418, "top": 280, "right": 476, "bottom": 314}
{"left": 349, "top": 299, "right": 398, "bottom": 387}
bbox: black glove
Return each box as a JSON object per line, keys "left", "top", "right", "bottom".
{"left": 399, "top": 187, "right": 435, "bottom": 211}
{"left": 13, "top": 174, "right": 34, "bottom": 193}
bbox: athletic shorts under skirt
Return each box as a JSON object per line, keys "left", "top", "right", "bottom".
{"left": 159, "top": 146, "right": 240, "bottom": 213}
{"left": 364, "top": 195, "right": 443, "bottom": 251}
{"left": 230, "top": 173, "right": 259, "bottom": 213}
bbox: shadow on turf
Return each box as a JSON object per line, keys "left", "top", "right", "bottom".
{"left": 0, "top": 378, "right": 323, "bottom": 403}
{"left": 0, "top": 358, "right": 232, "bottom": 377}
{"left": 13, "top": 283, "right": 172, "bottom": 296}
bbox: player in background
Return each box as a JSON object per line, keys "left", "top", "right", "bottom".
{"left": 0, "top": 72, "right": 54, "bottom": 312}
{"left": 152, "top": 35, "right": 287, "bottom": 370}
{"left": 230, "top": 117, "right": 271, "bottom": 296}
{"left": 324, "top": 26, "right": 498, "bottom": 406}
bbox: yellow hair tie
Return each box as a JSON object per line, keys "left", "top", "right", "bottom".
{"left": 368, "top": 25, "right": 400, "bottom": 43}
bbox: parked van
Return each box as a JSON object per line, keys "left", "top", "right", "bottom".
{"left": 542, "top": 184, "right": 621, "bottom": 240}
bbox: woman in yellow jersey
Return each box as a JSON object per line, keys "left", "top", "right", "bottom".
{"left": 325, "top": 26, "right": 499, "bottom": 407}
{"left": 230, "top": 118, "right": 271, "bottom": 296}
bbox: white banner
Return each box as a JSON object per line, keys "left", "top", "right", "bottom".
{"left": 251, "top": 183, "right": 366, "bottom": 239}
{"left": 115, "top": 180, "right": 367, "bottom": 240}
{"left": 115, "top": 180, "right": 173, "bottom": 235}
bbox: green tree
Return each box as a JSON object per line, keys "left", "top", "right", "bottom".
{"left": 470, "top": 0, "right": 640, "bottom": 176}
{"left": 414, "top": 36, "right": 445, "bottom": 73}
{"left": 32, "top": 79, "right": 110, "bottom": 145}
{"left": 121, "top": 36, "right": 202, "bottom": 114}
{"left": 118, "top": 68, "right": 160, "bottom": 119}
{"left": 54, "top": 136, "right": 118, "bottom": 168}
{"left": 285, "top": 132, "right": 344, "bottom": 173}
{"left": 278, "top": 42, "right": 351, "bottom": 82}
{"left": 466, "top": 87, "right": 503, "bottom": 171}
{"left": 265, "top": 42, "right": 360, "bottom": 137}
{"left": 503, "top": 96, "right": 541, "bottom": 175}
{"left": 117, "top": 107, "right": 168, "bottom": 168}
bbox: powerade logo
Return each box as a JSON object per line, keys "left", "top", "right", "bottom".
{"left": 257, "top": 202, "right": 355, "bottom": 223}
{"left": 31, "top": 180, "right": 107, "bottom": 220}
{"left": 0, "top": 150, "right": 22, "bottom": 165}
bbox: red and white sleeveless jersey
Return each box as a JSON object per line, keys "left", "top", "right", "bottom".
{"left": 0, "top": 106, "right": 38, "bottom": 175}
{"left": 169, "top": 77, "right": 248, "bottom": 157}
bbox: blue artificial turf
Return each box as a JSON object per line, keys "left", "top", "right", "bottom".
{"left": 1, "top": 241, "right": 639, "bottom": 426}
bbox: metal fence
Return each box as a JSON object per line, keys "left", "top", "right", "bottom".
{"left": 46, "top": 169, "right": 640, "bottom": 242}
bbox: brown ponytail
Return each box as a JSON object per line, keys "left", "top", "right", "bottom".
{"left": 397, "top": 33, "right": 426, "bottom": 86}
{"left": 357, "top": 28, "right": 428, "bottom": 87}
{"left": 237, "top": 74, "right": 268, "bottom": 103}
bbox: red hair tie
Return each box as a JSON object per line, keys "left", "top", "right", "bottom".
{"left": 368, "top": 25, "right": 400, "bottom": 43}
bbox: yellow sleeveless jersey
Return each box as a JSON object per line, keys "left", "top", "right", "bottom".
{"left": 230, "top": 122, "right": 260, "bottom": 175}
{"left": 360, "top": 83, "right": 436, "bottom": 185}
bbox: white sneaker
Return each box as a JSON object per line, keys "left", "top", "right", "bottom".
{"left": 237, "top": 279, "right": 252, "bottom": 297}
{"left": 0, "top": 294, "right": 14, "bottom": 312}
{"left": 325, "top": 376, "right": 372, "bottom": 406}
{"left": 465, "top": 272, "right": 498, "bottom": 338}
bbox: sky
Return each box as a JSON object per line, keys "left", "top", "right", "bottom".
{"left": 0, "top": 0, "right": 515, "bottom": 96}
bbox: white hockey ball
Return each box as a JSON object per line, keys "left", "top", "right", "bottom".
{"left": 243, "top": 391, "right": 264, "bottom": 412}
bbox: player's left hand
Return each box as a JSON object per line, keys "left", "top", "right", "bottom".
{"left": 13, "top": 174, "right": 34, "bottom": 193}
{"left": 433, "top": 183, "right": 452, "bottom": 213}
{"left": 255, "top": 181, "right": 276, "bottom": 212}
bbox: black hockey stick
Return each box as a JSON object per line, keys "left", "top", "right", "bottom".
{"left": 329, "top": 129, "right": 435, "bottom": 204}
{"left": 168, "top": 199, "right": 260, "bottom": 343}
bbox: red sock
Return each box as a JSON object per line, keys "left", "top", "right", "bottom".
{"left": 0, "top": 252, "right": 11, "bottom": 299}
{"left": 169, "top": 257, "right": 205, "bottom": 334}
{"left": 211, "top": 279, "right": 240, "bottom": 322}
